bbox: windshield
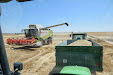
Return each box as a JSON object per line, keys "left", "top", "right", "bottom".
{"left": 30, "top": 29, "right": 36, "bottom": 36}
{"left": 24, "top": 29, "right": 36, "bottom": 37}
{"left": 24, "top": 29, "right": 30, "bottom": 37}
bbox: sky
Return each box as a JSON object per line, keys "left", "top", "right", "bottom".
{"left": 0, "top": 0, "right": 113, "bottom": 33}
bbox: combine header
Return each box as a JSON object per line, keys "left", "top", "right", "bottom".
{"left": 7, "top": 38, "right": 36, "bottom": 45}
{"left": 7, "top": 23, "right": 68, "bottom": 47}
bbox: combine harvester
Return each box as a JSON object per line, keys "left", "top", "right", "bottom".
{"left": 7, "top": 23, "right": 68, "bottom": 47}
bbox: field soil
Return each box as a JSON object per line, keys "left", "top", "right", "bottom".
{"left": 87, "top": 32, "right": 113, "bottom": 42}
{"left": 3, "top": 32, "right": 113, "bottom": 75}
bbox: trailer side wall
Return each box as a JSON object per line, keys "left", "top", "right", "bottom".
{"left": 55, "top": 40, "right": 103, "bottom": 71}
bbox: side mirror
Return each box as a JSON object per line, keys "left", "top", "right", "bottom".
{"left": 14, "top": 62, "right": 23, "bottom": 71}
{"left": 11, "top": 63, "right": 23, "bottom": 75}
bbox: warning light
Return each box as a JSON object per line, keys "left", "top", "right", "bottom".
{"left": 96, "top": 62, "right": 99, "bottom": 66}
{"left": 58, "top": 62, "right": 62, "bottom": 65}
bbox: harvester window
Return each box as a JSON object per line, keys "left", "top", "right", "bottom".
{"left": 30, "top": 29, "right": 36, "bottom": 37}
{"left": 24, "top": 29, "right": 36, "bottom": 37}
{"left": 24, "top": 29, "right": 30, "bottom": 37}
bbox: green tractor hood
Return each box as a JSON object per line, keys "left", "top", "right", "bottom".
{"left": 60, "top": 66, "right": 91, "bottom": 75}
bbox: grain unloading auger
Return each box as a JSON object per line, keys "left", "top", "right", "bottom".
{"left": 7, "top": 23, "right": 68, "bottom": 47}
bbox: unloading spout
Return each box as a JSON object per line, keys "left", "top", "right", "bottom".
{"left": 40, "top": 23, "right": 68, "bottom": 30}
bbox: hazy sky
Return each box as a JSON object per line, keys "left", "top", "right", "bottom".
{"left": 1, "top": 0, "right": 113, "bottom": 33}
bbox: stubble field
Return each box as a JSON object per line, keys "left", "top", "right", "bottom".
{"left": 3, "top": 32, "right": 113, "bottom": 75}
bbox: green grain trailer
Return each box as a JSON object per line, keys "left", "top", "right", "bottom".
{"left": 50, "top": 40, "right": 103, "bottom": 75}
{"left": 60, "top": 66, "right": 91, "bottom": 75}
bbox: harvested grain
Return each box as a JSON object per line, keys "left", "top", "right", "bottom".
{"left": 68, "top": 40, "right": 92, "bottom": 46}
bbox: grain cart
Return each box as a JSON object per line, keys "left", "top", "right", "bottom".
{"left": 7, "top": 23, "right": 68, "bottom": 47}
{"left": 70, "top": 33, "right": 87, "bottom": 40}
{"left": 50, "top": 39, "right": 103, "bottom": 75}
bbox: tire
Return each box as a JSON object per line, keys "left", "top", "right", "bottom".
{"left": 49, "top": 39, "right": 52, "bottom": 44}
{"left": 47, "top": 40, "right": 49, "bottom": 45}
{"left": 47, "top": 37, "right": 52, "bottom": 44}
{"left": 40, "top": 38, "right": 44, "bottom": 47}
{"left": 50, "top": 37, "right": 52, "bottom": 44}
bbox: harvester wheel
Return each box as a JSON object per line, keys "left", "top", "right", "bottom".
{"left": 47, "top": 40, "right": 49, "bottom": 45}
{"left": 40, "top": 38, "right": 44, "bottom": 47}
{"left": 50, "top": 37, "right": 52, "bottom": 44}
{"left": 47, "top": 37, "right": 52, "bottom": 45}
{"left": 49, "top": 39, "right": 52, "bottom": 44}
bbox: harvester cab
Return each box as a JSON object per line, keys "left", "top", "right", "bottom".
{"left": 23, "top": 24, "right": 43, "bottom": 38}
{"left": 24, "top": 23, "right": 68, "bottom": 38}
{"left": 24, "top": 28, "right": 36, "bottom": 38}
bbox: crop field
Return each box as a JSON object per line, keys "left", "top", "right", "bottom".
{"left": 87, "top": 32, "right": 113, "bottom": 75}
{"left": 87, "top": 32, "right": 113, "bottom": 42}
{"left": 3, "top": 32, "right": 113, "bottom": 75}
